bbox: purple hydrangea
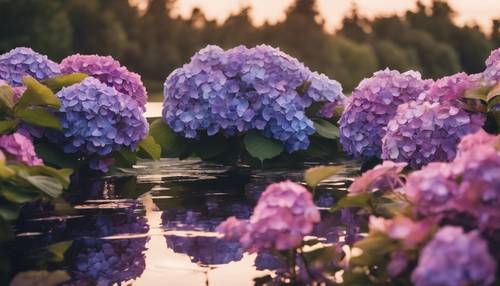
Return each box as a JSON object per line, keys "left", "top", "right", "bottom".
{"left": 0, "top": 132, "right": 43, "bottom": 166}
{"left": 0, "top": 47, "right": 60, "bottom": 86}
{"left": 420, "top": 72, "right": 482, "bottom": 102}
{"left": 339, "top": 69, "right": 432, "bottom": 158}
{"left": 52, "top": 77, "right": 148, "bottom": 161}
{"left": 348, "top": 161, "right": 406, "bottom": 194}
{"left": 217, "top": 180, "right": 320, "bottom": 252}
{"left": 60, "top": 54, "right": 148, "bottom": 109}
{"left": 411, "top": 226, "right": 497, "bottom": 286}
{"left": 406, "top": 132, "right": 500, "bottom": 230}
{"left": 381, "top": 100, "right": 484, "bottom": 168}
{"left": 163, "top": 45, "right": 344, "bottom": 152}
{"left": 484, "top": 47, "right": 500, "bottom": 83}
{"left": 368, "top": 216, "right": 434, "bottom": 247}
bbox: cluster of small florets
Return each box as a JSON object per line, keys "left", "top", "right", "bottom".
{"left": 347, "top": 161, "right": 406, "bottom": 194}
{"left": 60, "top": 54, "right": 148, "bottom": 109}
{"left": 411, "top": 226, "right": 497, "bottom": 286}
{"left": 405, "top": 130, "right": 500, "bottom": 230}
{"left": 163, "top": 45, "right": 344, "bottom": 152}
{"left": 217, "top": 180, "right": 320, "bottom": 252}
{"left": 484, "top": 47, "right": 500, "bottom": 83}
{"left": 339, "top": 69, "right": 432, "bottom": 158}
{"left": 381, "top": 100, "right": 484, "bottom": 168}
{"left": 420, "top": 72, "right": 482, "bottom": 102}
{"left": 0, "top": 47, "right": 60, "bottom": 86}
{"left": 52, "top": 77, "right": 148, "bottom": 158}
{"left": 0, "top": 132, "right": 43, "bottom": 166}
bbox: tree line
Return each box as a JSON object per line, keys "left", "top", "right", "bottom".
{"left": 0, "top": 0, "right": 499, "bottom": 93}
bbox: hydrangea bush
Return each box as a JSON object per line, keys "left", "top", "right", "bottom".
{"left": 339, "top": 69, "right": 432, "bottom": 158}
{"left": 60, "top": 54, "right": 148, "bottom": 109}
{"left": 161, "top": 45, "right": 344, "bottom": 160}
{"left": 0, "top": 47, "right": 60, "bottom": 86}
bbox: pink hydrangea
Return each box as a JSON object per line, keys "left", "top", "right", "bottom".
{"left": 0, "top": 132, "right": 42, "bottom": 166}
{"left": 484, "top": 47, "right": 500, "bottom": 83}
{"left": 368, "top": 216, "right": 433, "bottom": 247}
{"left": 348, "top": 161, "right": 406, "bottom": 194}
{"left": 217, "top": 181, "right": 320, "bottom": 252}
{"left": 60, "top": 54, "right": 147, "bottom": 109}
{"left": 420, "top": 72, "right": 482, "bottom": 102}
{"left": 457, "top": 128, "right": 499, "bottom": 155}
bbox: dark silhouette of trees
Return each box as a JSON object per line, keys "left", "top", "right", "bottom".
{"left": 0, "top": 0, "right": 498, "bottom": 92}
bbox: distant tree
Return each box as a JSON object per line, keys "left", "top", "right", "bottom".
{"left": 372, "top": 40, "right": 421, "bottom": 72}
{"left": 338, "top": 5, "right": 369, "bottom": 43}
{"left": 492, "top": 19, "right": 500, "bottom": 48}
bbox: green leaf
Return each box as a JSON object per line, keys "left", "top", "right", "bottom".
{"left": 21, "top": 174, "right": 63, "bottom": 198}
{"left": 487, "top": 83, "right": 500, "bottom": 102}
{"left": 30, "top": 166, "right": 72, "bottom": 188}
{"left": 313, "top": 118, "right": 339, "bottom": 139}
{"left": 0, "top": 201, "right": 20, "bottom": 221}
{"left": 0, "top": 185, "right": 40, "bottom": 203}
{"left": 15, "top": 76, "right": 60, "bottom": 110}
{"left": 42, "top": 73, "right": 87, "bottom": 92}
{"left": 34, "top": 142, "right": 79, "bottom": 169}
{"left": 350, "top": 234, "right": 396, "bottom": 266}
{"left": 243, "top": 130, "right": 283, "bottom": 162}
{"left": 149, "top": 118, "right": 187, "bottom": 157}
{"left": 15, "top": 107, "right": 61, "bottom": 129}
{"left": 47, "top": 241, "right": 72, "bottom": 262}
{"left": 137, "top": 135, "right": 161, "bottom": 160}
{"left": 330, "top": 193, "right": 372, "bottom": 212}
{"left": 0, "top": 162, "right": 15, "bottom": 179}
{"left": 304, "top": 165, "right": 343, "bottom": 188}
{"left": 462, "top": 86, "right": 489, "bottom": 101}
{"left": 487, "top": 94, "right": 500, "bottom": 112}
{"left": 0, "top": 218, "right": 14, "bottom": 241}
{"left": 194, "top": 135, "right": 227, "bottom": 160}
{"left": 114, "top": 149, "right": 137, "bottom": 168}
{"left": 0, "top": 86, "right": 16, "bottom": 110}
{"left": 0, "top": 120, "right": 17, "bottom": 134}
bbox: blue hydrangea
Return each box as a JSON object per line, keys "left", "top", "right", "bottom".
{"left": 339, "top": 69, "right": 433, "bottom": 158}
{"left": 52, "top": 77, "right": 148, "bottom": 158}
{"left": 0, "top": 47, "right": 60, "bottom": 86}
{"left": 163, "top": 45, "right": 344, "bottom": 152}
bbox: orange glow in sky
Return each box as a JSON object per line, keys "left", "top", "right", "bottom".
{"left": 169, "top": 0, "right": 499, "bottom": 32}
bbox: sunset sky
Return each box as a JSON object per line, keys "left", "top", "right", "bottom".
{"left": 165, "top": 0, "right": 500, "bottom": 33}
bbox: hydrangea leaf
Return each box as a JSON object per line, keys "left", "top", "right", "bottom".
{"left": 18, "top": 173, "right": 63, "bottom": 198}
{"left": 15, "top": 76, "right": 60, "bottom": 109}
{"left": 42, "top": 73, "right": 88, "bottom": 93}
{"left": 137, "top": 135, "right": 161, "bottom": 160}
{"left": 0, "top": 120, "right": 17, "bottom": 134}
{"left": 15, "top": 107, "right": 61, "bottom": 130}
{"left": 0, "top": 86, "right": 16, "bottom": 110}
{"left": 243, "top": 130, "right": 283, "bottom": 162}
{"left": 149, "top": 118, "right": 187, "bottom": 157}
{"left": 313, "top": 118, "right": 339, "bottom": 139}
{"left": 29, "top": 166, "right": 72, "bottom": 189}
{"left": 34, "top": 142, "right": 79, "bottom": 169}
{"left": 0, "top": 185, "right": 39, "bottom": 204}
{"left": 304, "top": 165, "right": 343, "bottom": 188}
{"left": 330, "top": 193, "right": 372, "bottom": 212}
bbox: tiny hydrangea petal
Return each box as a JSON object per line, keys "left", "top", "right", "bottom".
{"left": 163, "top": 45, "right": 345, "bottom": 152}
{"left": 0, "top": 47, "right": 60, "bottom": 86}
{"left": 381, "top": 100, "right": 484, "bottom": 168}
{"left": 60, "top": 54, "right": 148, "bottom": 109}
{"left": 411, "top": 226, "right": 497, "bottom": 286}
{"left": 0, "top": 132, "right": 43, "bottom": 166}
{"left": 339, "top": 69, "right": 432, "bottom": 158}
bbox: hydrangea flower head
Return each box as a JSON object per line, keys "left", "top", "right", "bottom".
{"left": 484, "top": 47, "right": 500, "bottom": 83}
{"left": 420, "top": 72, "right": 482, "bottom": 102}
{"left": 368, "top": 216, "right": 433, "bottom": 247}
{"left": 60, "top": 54, "right": 147, "bottom": 109}
{"left": 381, "top": 100, "right": 484, "bottom": 168}
{"left": 0, "top": 132, "right": 43, "bottom": 166}
{"left": 163, "top": 45, "right": 344, "bottom": 152}
{"left": 348, "top": 161, "right": 406, "bottom": 194}
{"left": 457, "top": 128, "right": 500, "bottom": 155}
{"left": 339, "top": 69, "right": 432, "bottom": 158}
{"left": 0, "top": 47, "right": 60, "bottom": 86}
{"left": 411, "top": 226, "right": 496, "bottom": 286}
{"left": 52, "top": 77, "right": 148, "bottom": 161}
{"left": 218, "top": 180, "right": 320, "bottom": 252}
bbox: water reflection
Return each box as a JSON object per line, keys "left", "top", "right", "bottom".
{"left": 12, "top": 158, "right": 361, "bottom": 285}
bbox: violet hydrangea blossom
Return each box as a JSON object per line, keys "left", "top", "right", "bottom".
{"left": 348, "top": 161, "right": 406, "bottom": 194}
{"left": 339, "top": 69, "right": 432, "bottom": 158}
{"left": 217, "top": 180, "right": 320, "bottom": 252}
{"left": 51, "top": 77, "right": 148, "bottom": 166}
{"left": 381, "top": 100, "right": 484, "bottom": 168}
{"left": 163, "top": 45, "right": 344, "bottom": 152}
{"left": 0, "top": 132, "right": 43, "bottom": 166}
{"left": 411, "top": 226, "right": 496, "bottom": 286}
{"left": 484, "top": 47, "right": 500, "bottom": 83}
{"left": 457, "top": 128, "right": 499, "bottom": 155}
{"left": 60, "top": 54, "right": 148, "bottom": 109}
{"left": 0, "top": 47, "right": 60, "bottom": 86}
{"left": 419, "top": 72, "right": 482, "bottom": 102}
